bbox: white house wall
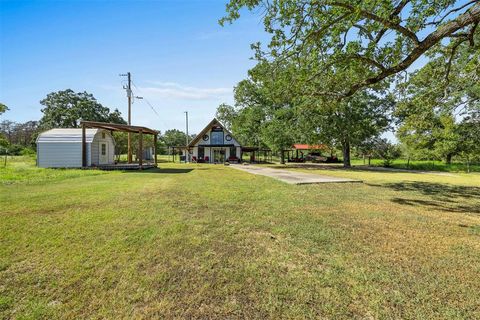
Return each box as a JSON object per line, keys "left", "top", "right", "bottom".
{"left": 192, "top": 130, "right": 241, "bottom": 148}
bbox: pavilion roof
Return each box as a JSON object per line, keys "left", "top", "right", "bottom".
{"left": 292, "top": 144, "right": 327, "bottom": 150}
{"left": 80, "top": 121, "right": 159, "bottom": 135}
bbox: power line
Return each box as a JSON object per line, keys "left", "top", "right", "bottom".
{"left": 131, "top": 80, "right": 161, "bottom": 118}
{"left": 130, "top": 80, "right": 171, "bottom": 131}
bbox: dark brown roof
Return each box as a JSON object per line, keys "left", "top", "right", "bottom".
{"left": 80, "top": 121, "right": 159, "bottom": 135}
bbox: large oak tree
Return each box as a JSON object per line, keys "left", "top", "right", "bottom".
{"left": 39, "top": 89, "right": 126, "bottom": 129}
{"left": 221, "top": 0, "right": 480, "bottom": 98}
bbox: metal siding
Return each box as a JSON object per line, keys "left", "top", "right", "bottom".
{"left": 37, "top": 128, "right": 99, "bottom": 143}
{"left": 37, "top": 142, "right": 88, "bottom": 168}
{"left": 36, "top": 129, "right": 116, "bottom": 168}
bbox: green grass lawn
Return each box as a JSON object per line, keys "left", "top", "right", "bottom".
{"left": 1, "top": 158, "right": 479, "bottom": 319}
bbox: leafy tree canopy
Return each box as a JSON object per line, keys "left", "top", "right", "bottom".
{"left": 39, "top": 89, "right": 126, "bottom": 129}
{"left": 160, "top": 129, "right": 193, "bottom": 147}
{"left": 0, "top": 103, "right": 8, "bottom": 115}
{"left": 395, "top": 29, "right": 479, "bottom": 163}
{"left": 217, "top": 60, "right": 393, "bottom": 167}
{"left": 221, "top": 0, "right": 480, "bottom": 98}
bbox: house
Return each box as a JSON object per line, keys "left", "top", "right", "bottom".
{"left": 187, "top": 118, "right": 242, "bottom": 163}
{"left": 36, "top": 128, "right": 115, "bottom": 168}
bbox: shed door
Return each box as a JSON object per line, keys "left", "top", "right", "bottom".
{"left": 99, "top": 142, "right": 108, "bottom": 164}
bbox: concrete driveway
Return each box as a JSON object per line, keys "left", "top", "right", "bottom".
{"left": 231, "top": 165, "right": 362, "bottom": 185}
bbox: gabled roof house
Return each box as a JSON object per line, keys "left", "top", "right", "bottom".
{"left": 187, "top": 118, "right": 242, "bottom": 163}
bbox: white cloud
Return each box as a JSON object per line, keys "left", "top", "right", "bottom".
{"left": 137, "top": 81, "right": 232, "bottom": 100}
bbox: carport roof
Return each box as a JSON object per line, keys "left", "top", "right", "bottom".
{"left": 80, "top": 121, "right": 159, "bottom": 135}
{"left": 292, "top": 144, "right": 327, "bottom": 150}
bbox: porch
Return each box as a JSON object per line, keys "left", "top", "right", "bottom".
{"left": 80, "top": 121, "right": 160, "bottom": 170}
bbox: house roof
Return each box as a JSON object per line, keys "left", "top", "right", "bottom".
{"left": 187, "top": 118, "right": 240, "bottom": 147}
{"left": 36, "top": 128, "right": 101, "bottom": 143}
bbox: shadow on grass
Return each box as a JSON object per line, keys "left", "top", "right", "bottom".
{"left": 128, "top": 168, "right": 194, "bottom": 174}
{"left": 378, "top": 181, "right": 480, "bottom": 214}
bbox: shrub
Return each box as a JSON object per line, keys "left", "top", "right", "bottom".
{"left": 373, "top": 139, "right": 401, "bottom": 167}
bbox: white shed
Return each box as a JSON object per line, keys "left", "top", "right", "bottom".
{"left": 36, "top": 128, "right": 115, "bottom": 168}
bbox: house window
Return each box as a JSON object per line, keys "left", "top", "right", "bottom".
{"left": 211, "top": 127, "right": 224, "bottom": 145}
{"left": 102, "top": 132, "right": 106, "bottom": 139}
{"left": 198, "top": 147, "right": 204, "bottom": 159}
{"left": 101, "top": 144, "right": 106, "bottom": 155}
{"left": 229, "top": 147, "right": 237, "bottom": 158}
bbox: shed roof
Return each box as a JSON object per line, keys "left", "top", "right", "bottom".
{"left": 36, "top": 128, "right": 101, "bottom": 143}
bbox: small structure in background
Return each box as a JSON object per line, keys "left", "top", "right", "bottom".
{"left": 283, "top": 144, "right": 339, "bottom": 163}
{"left": 36, "top": 121, "right": 159, "bottom": 170}
{"left": 36, "top": 128, "right": 115, "bottom": 168}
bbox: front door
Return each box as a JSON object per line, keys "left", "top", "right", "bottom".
{"left": 213, "top": 148, "right": 224, "bottom": 163}
{"left": 99, "top": 142, "right": 108, "bottom": 164}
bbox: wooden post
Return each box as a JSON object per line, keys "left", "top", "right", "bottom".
{"left": 138, "top": 130, "right": 143, "bottom": 169}
{"left": 153, "top": 134, "right": 158, "bottom": 166}
{"left": 82, "top": 123, "right": 87, "bottom": 167}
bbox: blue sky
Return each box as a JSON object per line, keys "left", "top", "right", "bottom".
{"left": 0, "top": 0, "right": 269, "bottom": 133}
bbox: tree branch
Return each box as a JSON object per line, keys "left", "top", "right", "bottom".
{"left": 346, "top": 54, "right": 387, "bottom": 71}
{"left": 353, "top": 24, "right": 375, "bottom": 41}
{"left": 426, "top": 0, "right": 477, "bottom": 26}
{"left": 327, "top": 0, "right": 419, "bottom": 45}
{"left": 375, "top": 0, "right": 411, "bottom": 43}
{"left": 343, "top": 3, "right": 480, "bottom": 97}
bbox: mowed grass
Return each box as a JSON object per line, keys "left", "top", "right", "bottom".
{"left": 0, "top": 156, "right": 108, "bottom": 185}
{"left": 1, "top": 159, "right": 479, "bottom": 319}
{"left": 349, "top": 158, "right": 480, "bottom": 173}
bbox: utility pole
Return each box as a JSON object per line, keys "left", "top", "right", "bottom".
{"left": 120, "top": 72, "right": 133, "bottom": 163}
{"left": 127, "top": 72, "right": 132, "bottom": 163}
{"left": 184, "top": 111, "right": 189, "bottom": 163}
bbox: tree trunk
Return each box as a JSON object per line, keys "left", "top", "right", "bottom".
{"left": 280, "top": 150, "right": 285, "bottom": 164}
{"left": 342, "top": 140, "right": 351, "bottom": 168}
{"left": 407, "top": 157, "right": 410, "bottom": 169}
{"left": 446, "top": 153, "right": 452, "bottom": 165}
{"left": 368, "top": 156, "right": 371, "bottom": 166}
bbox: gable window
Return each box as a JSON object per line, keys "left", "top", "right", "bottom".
{"left": 211, "top": 127, "right": 224, "bottom": 145}
{"left": 102, "top": 132, "right": 106, "bottom": 139}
